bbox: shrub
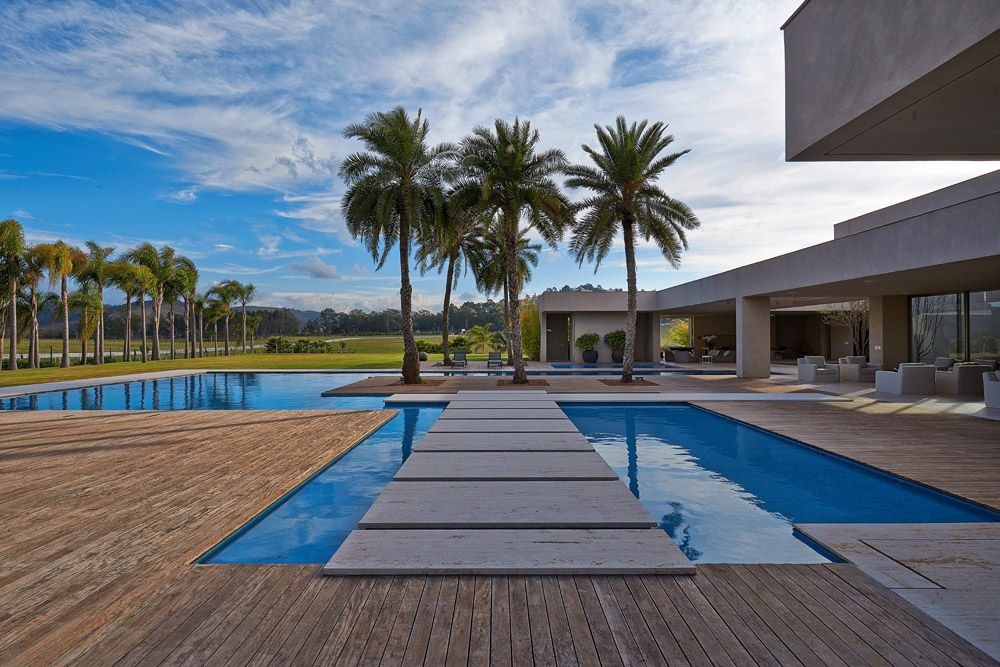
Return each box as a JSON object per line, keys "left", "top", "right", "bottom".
{"left": 604, "top": 329, "right": 626, "bottom": 351}
{"left": 450, "top": 335, "right": 468, "bottom": 350}
{"left": 520, "top": 298, "right": 541, "bottom": 360}
{"left": 574, "top": 333, "right": 600, "bottom": 351}
{"left": 265, "top": 336, "right": 293, "bottom": 353}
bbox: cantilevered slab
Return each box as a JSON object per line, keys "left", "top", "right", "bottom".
{"left": 446, "top": 400, "right": 560, "bottom": 410}
{"left": 416, "top": 432, "right": 593, "bottom": 452}
{"left": 439, "top": 408, "right": 566, "bottom": 420}
{"left": 452, "top": 391, "right": 550, "bottom": 400}
{"left": 358, "top": 481, "right": 657, "bottom": 529}
{"left": 323, "top": 529, "right": 694, "bottom": 575}
{"left": 429, "top": 419, "right": 576, "bottom": 433}
{"left": 394, "top": 452, "right": 618, "bottom": 481}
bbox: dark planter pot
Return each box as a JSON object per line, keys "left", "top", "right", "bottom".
{"left": 612, "top": 350, "right": 624, "bottom": 363}
{"left": 582, "top": 349, "right": 599, "bottom": 364}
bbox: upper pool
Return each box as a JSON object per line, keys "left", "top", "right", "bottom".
{"left": 561, "top": 402, "right": 999, "bottom": 564}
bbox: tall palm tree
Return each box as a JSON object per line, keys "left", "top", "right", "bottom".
{"left": 193, "top": 292, "right": 207, "bottom": 357}
{"left": 175, "top": 258, "right": 199, "bottom": 358}
{"left": 79, "top": 241, "right": 115, "bottom": 364}
{"left": 0, "top": 219, "right": 26, "bottom": 370}
{"left": 222, "top": 280, "right": 255, "bottom": 354}
{"left": 68, "top": 282, "right": 102, "bottom": 364}
{"left": 205, "top": 299, "right": 226, "bottom": 356}
{"left": 566, "top": 116, "right": 699, "bottom": 382}
{"left": 20, "top": 246, "right": 46, "bottom": 368}
{"left": 246, "top": 312, "right": 263, "bottom": 352}
{"left": 459, "top": 118, "right": 571, "bottom": 383}
{"left": 416, "top": 192, "right": 486, "bottom": 364}
{"left": 164, "top": 273, "right": 185, "bottom": 359}
{"left": 127, "top": 243, "right": 189, "bottom": 361}
{"left": 207, "top": 284, "right": 234, "bottom": 355}
{"left": 339, "top": 107, "right": 454, "bottom": 384}
{"left": 39, "top": 240, "right": 86, "bottom": 367}
{"left": 108, "top": 260, "right": 144, "bottom": 361}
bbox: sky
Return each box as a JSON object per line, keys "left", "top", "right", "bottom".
{"left": 1, "top": 0, "right": 995, "bottom": 313}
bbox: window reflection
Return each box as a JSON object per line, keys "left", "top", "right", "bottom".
{"left": 969, "top": 290, "right": 1000, "bottom": 364}
{"left": 910, "top": 293, "right": 963, "bottom": 362}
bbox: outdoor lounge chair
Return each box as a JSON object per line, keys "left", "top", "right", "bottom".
{"left": 487, "top": 351, "right": 503, "bottom": 368}
{"left": 932, "top": 356, "right": 956, "bottom": 370}
{"left": 452, "top": 350, "right": 468, "bottom": 368}
{"left": 838, "top": 355, "right": 880, "bottom": 382}
{"left": 973, "top": 358, "right": 999, "bottom": 370}
{"left": 935, "top": 362, "right": 995, "bottom": 395}
{"left": 984, "top": 371, "right": 1000, "bottom": 408}
{"left": 796, "top": 355, "right": 839, "bottom": 382}
{"left": 875, "top": 363, "right": 936, "bottom": 395}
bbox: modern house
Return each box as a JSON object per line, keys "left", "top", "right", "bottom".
{"left": 538, "top": 0, "right": 1000, "bottom": 377}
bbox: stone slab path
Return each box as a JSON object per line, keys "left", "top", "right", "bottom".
{"left": 324, "top": 390, "right": 693, "bottom": 574}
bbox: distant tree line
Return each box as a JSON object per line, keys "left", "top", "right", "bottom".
{"left": 300, "top": 300, "right": 506, "bottom": 336}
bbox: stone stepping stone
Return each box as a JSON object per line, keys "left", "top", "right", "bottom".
{"left": 430, "top": 419, "right": 577, "bottom": 433}
{"left": 394, "top": 452, "right": 619, "bottom": 481}
{"left": 357, "top": 481, "right": 657, "bottom": 529}
{"left": 446, "top": 400, "right": 560, "bottom": 410}
{"left": 416, "top": 432, "right": 594, "bottom": 452}
{"left": 452, "top": 391, "right": 550, "bottom": 400}
{"left": 439, "top": 408, "right": 566, "bottom": 420}
{"left": 323, "top": 529, "right": 694, "bottom": 575}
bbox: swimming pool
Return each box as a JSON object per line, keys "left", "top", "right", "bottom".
{"left": 561, "top": 403, "right": 998, "bottom": 564}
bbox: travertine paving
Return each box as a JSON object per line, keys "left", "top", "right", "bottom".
{"left": 325, "top": 390, "right": 693, "bottom": 574}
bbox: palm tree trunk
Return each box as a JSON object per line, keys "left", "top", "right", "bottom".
{"left": 169, "top": 302, "right": 175, "bottom": 359}
{"left": 80, "top": 323, "right": 87, "bottom": 365}
{"left": 502, "top": 274, "right": 512, "bottom": 362}
{"left": 223, "top": 315, "right": 230, "bottom": 355}
{"left": 241, "top": 303, "right": 247, "bottom": 354}
{"left": 442, "top": 255, "right": 455, "bottom": 365}
{"left": 398, "top": 218, "right": 420, "bottom": 384}
{"left": 61, "top": 275, "right": 70, "bottom": 368}
{"left": 198, "top": 310, "right": 204, "bottom": 357}
{"left": 503, "top": 210, "right": 527, "bottom": 383}
{"left": 28, "top": 287, "right": 37, "bottom": 369}
{"left": 140, "top": 296, "right": 147, "bottom": 363}
{"left": 152, "top": 292, "right": 163, "bottom": 361}
{"left": 621, "top": 216, "right": 638, "bottom": 384}
{"left": 96, "top": 283, "right": 104, "bottom": 365}
{"left": 213, "top": 322, "right": 218, "bottom": 356}
{"left": 7, "top": 277, "right": 17, "bottom": 371}
{"left": 124, "top": 296, "right": 132, "bottom": 363}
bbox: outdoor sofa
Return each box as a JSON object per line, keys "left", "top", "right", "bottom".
{"left": 933, "top": 356, "right": 956, "bottom": 369}
{"left": 984, "top": 371, "right": 1000, "bottom": 408}
{"left": 796, "top": 356, "right": 839, "bottom": 382}
{"left": 875, "top": 363, "right": 936, "bottom": 395}
{"left": 935, "top": 362, "right": 995, "bottom": 396}
{"left": 837, "top": 355, "right": 880, "bottom": 382}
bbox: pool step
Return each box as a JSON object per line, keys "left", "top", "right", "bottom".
{"left": 394, "top": 451, "right": 619, "bottom": 481}
{"left": 323, "top": 529, "right": 695, "bottom": 575}
{"left": 357, "top": 481, "right": 657, "bottom": 529}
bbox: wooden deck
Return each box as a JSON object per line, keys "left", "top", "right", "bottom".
{"left": 1, "top": 406, "right": 996, "bottom": 665}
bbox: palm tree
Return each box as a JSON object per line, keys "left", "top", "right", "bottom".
{"left": 0, "top": 219, "right": 26, "bottom": 370}
{"left": 108, "top": 260, "right": 145, "bottom": 361}
{"left": 193, "top": 292, "right": 207, "bottom": 357}
{"left": 339, "top": 107, "right": 455, "bottom": 384}
{"left": 207, "top": 284, "right": 234, "bottom": 355}
{"left": 416, "top": 192, "right": 486, "bottom": 365}
{"left": 205, "top": 299, "right": 226, "bottom": 356}
{"left": 566, "top": 116, "right": 700, "bottom": 382}
{"left": 470, "top": 221, "right": 541, "bottom": 362}
{"left": 68, "top": 282, "right": 102, "bottom": 364}
{"left": 164, "top": 273, "right": 184, "bottom": 359}
{"left": 127, "top": 243, "right": 190, "bottom": 361}
{"left": 459, "top": 118, "right": 571, "bottom": 383}
{"left": 246, "top": 312, "right": 263, "bottom": 352}
{"left": 175, "top": 258, "right": 199, "bottom": 358}
{"left": 39, "top": 240, "right": 86, "bottom": 367}
{"left": 222, "top": 280, "right": 255, "bottom": 354}
{"left": 466, "top": 323, "right": 498, "bottom": 353}
{"left": 20, "top": 246, "right": 46, "bottom": 368}
{"left": 79, "top": 241, "right": 115, "bottom": 364}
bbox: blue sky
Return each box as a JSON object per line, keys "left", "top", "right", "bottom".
{"left": 1, "top": 0, "right": 994, "bottom": 311}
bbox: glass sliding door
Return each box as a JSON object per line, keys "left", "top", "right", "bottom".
{"left": 909, "top": 293, "right": 964, "bottom": 362}
{"left": 968, "top": 289, "right": 1000, "bottom": 364}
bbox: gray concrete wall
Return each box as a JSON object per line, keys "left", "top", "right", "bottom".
{"left": 783, "top": 0, "right": 1000, "bottom": 160}
{"left": 568, "top": 312, "right": 627, "bottom": 364}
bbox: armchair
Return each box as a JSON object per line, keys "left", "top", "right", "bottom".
{"left": 875, "top": 363, "right": 936, "bottom": 395}
{"left": 797, "top": 355, "right": 839, "bottom": 382}
{"left": 838, "top": 355, "right": 880, "bottom": 382}
{"left": 935, "top": 363, "right": 995, "bottom": 395}
{"left": 985, "top": 371, "right": 1000, "bottom": 409}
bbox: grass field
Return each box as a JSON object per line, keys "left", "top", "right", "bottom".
{"left": 0, "top": 336, "right": 502, "bottom": 388}
{"left": 11, "top": 334, "right": 444, "bottom": 355}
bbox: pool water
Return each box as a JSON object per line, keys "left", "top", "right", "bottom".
{"left": 201, "top": 403, "right": 444, "bottom": 564}
{"left": 561, "top": 403, "right": 998, "bottom": 564}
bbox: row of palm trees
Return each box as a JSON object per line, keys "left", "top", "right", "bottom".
{"left": 0, "top": 222, "right": 259, "bottom": 371}
{"left": 341, "top": 110, "right": 700, "bottom": 384}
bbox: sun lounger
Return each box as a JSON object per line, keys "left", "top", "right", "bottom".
{"left": 452, "top": 350, "right": 468, "bottom": 368}
{"left": 487, "top": 351, "right": 503, "bottom": 368}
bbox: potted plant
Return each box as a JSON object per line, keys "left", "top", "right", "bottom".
{"left": 604, "top": 329, "right": 626, "bottom": 363}
{"left": 574, "top": 333, "right": 601, "bottom": 363}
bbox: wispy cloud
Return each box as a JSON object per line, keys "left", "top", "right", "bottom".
{"left": 287, "top": 255, "right": 342, "bottom": 279}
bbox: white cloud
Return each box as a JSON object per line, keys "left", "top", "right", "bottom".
{"left": 287, "top": 256, "right": 342, "bottom": 280}
{"left": 162, "top": 187, "right": 198, "bottom": 203}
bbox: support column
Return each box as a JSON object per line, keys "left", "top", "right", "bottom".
{"left": 737, "top": 296, "right": 771, "bottom": 378}
{"left": 869, "top": 295, "right": 908, "bottom": 369}
{"left": 539, "top": 311, "right": 548, "bottom": 363}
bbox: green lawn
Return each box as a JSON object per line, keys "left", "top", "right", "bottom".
{"left": 0, "top": 335, "right": 501, "bottom": 388}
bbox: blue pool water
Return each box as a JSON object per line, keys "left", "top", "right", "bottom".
{"left": 561, "top": 403, "right": 998, "bottom": 564}
{"left": 202, "top": 403, "right": 444, "bottom": 564}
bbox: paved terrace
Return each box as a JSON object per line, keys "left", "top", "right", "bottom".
{"left": 1, "top": 407, "right": 995, "bottom": 665}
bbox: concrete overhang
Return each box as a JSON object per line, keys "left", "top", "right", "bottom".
{"left": 783, "top": 0, "right": 1000, "bottom": 161}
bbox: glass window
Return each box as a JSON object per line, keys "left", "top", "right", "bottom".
{"left": 910, "top": 293, "right": 964, "bottom": 362}
{"left": 968, "top": 289, "right": 1000, "bottom": 364}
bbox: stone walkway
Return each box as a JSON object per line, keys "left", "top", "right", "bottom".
{"left": 324, "top": 390, "right": 694, "bottom": 575}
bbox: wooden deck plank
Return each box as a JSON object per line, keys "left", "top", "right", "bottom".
{"left": 396, "top": 576, "right": 440, "bottom": 666}
{"left": 556, "top": 576, "right": 604, "bottom": 667}
{"left": 525, "top": 575, "right": 557, "bottom": 665}
{"left": 489, "top": 576, "right": 512, "bottom": 667}
{"left": 423, "top": 576, "right": 458, "bottom": 666}
{"left": 379, "top": 576, "right": 426, "bottom": 667}
{"left": 468, "top": 576, "right": 493, "bottom": 666}
{"left": 508, "top": 574, "right": 534, "bottom": 665}
{"left": 443, "top": 576, "right": 475, "bottom": 667}
{"left": 542, "top": 575, "right": 580, "bottom": 666}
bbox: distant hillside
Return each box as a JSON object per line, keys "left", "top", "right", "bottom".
{"left": 246, "top": 305, "right": 320, "bottom": 323}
